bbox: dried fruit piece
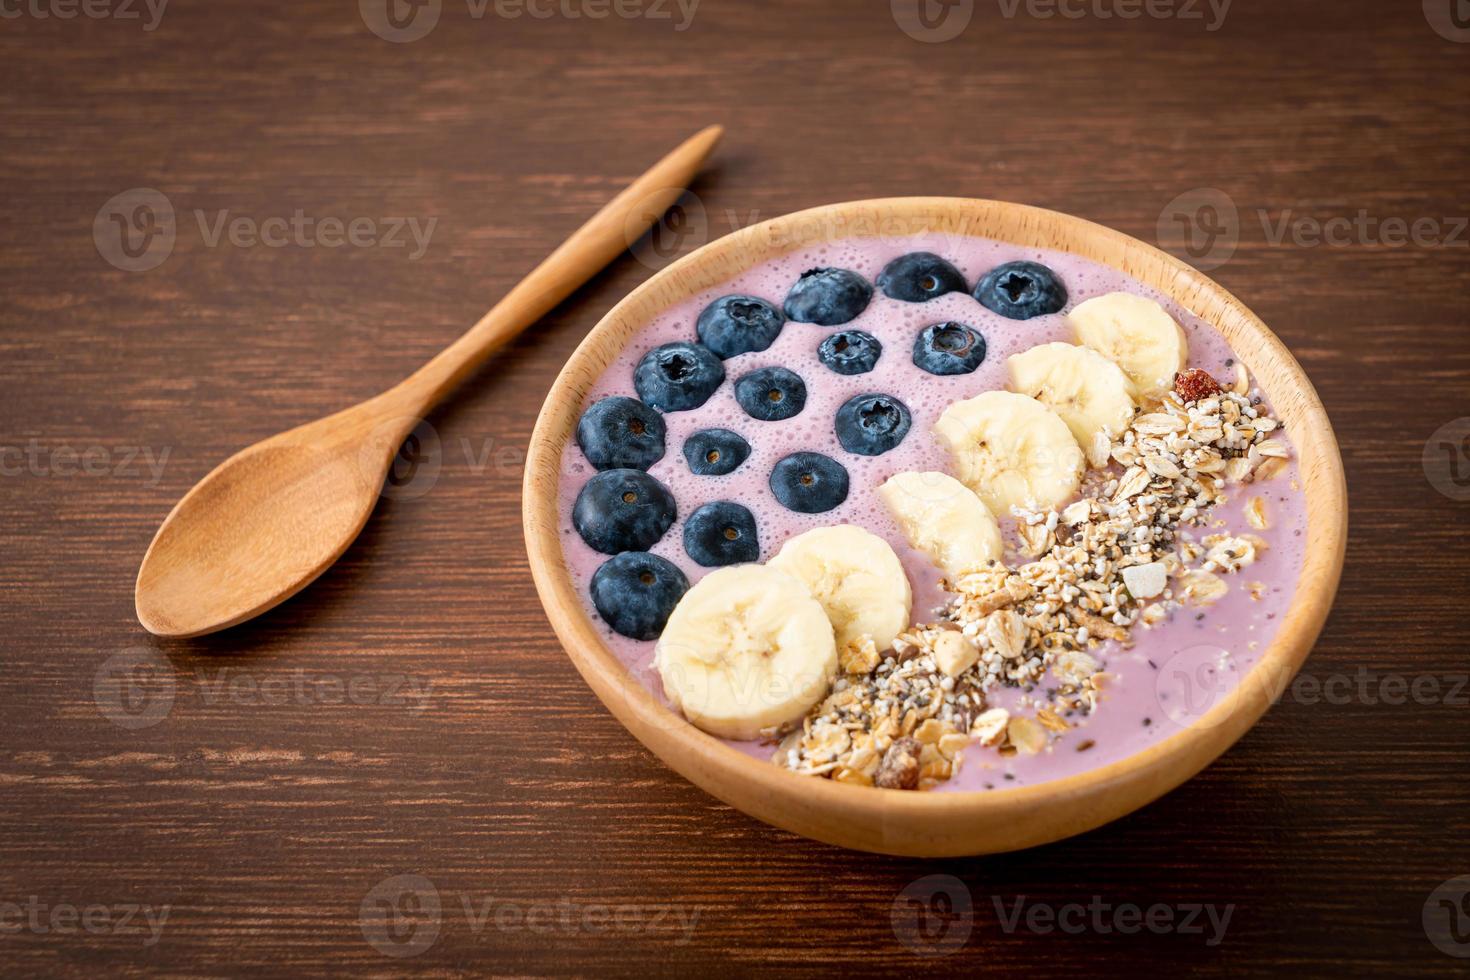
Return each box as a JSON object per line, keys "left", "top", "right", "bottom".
{"left": 1174, "top": 368, "right": 1224, "bottom": 402}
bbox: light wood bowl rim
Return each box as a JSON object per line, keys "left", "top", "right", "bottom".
{"left": 522, "top": 197, "right": 1347, "bottom": 857}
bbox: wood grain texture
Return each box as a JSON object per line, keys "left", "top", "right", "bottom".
{"left": 1, "top": 0, "right": 1466, "bottom": 973}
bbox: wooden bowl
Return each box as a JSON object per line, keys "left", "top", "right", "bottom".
{"left": 523, "top": 198, "right": 1347, "bottom": 857}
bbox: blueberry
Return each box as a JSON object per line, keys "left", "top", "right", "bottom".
{"left": 817, "top": 330, "right": 882, "bottom": 376}
{"left": 575, "top": 396, "right": 666, "bottom": 471}
{"left": 734, "top": 366, "right": 807, "bottom": 421}
{"left": 683, "top": 501, "right": 760, "bottom": 567}
{"left": 682, "top": 428, "right": 751, "bottom": 476}
{"left": 590, "top": 552, "right": 688, "bottom": 640}
{"left": 783, "top": 268, "right": 873, "bottom": 326}
{"left": 633, "top": 342, "right": 725, "bottom": 412}
{"left": 877, "top": 252, "right": 968, "bottom": 303}
{"left": 573, "top": 468, "right": 676, "bottom": 555}
{"left": 834, "top": 394, "right": 912, "bottom": 457}
{"left": 769, "top": 452, "right": 849, "bottom": 514}
{"left": 696, "top": 294, "right": 786, "bottom": 359}
{"left": 913, "top": 321, "right": 988, "bottom": 376}
{"left": 973, "top": 260, "right": 1068, "bottom": 320}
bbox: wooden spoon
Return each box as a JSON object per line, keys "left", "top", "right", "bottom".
{"left": 135, "top": 125, "right": 723, "bottom": 638}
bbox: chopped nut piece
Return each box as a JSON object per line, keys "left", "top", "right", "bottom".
{"left": 874, "top": 737, "right": 923, "bottom": 790}
{"left": 1121, "top": 561, "right": 1168, "bottom": 599}
{"left": 932, "top": 630, "right": 979, "bottom": 678}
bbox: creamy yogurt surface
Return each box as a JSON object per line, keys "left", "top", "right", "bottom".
{"left": 556, "top": 232, "right": 1307, "bottom": 790}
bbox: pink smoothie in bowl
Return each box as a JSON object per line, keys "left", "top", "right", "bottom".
{"left": 555, "top": 231, "right": 1307, "bottom": 794}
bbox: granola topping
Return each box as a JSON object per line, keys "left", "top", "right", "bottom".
{"left": 774, "top": 371, "right": 1291, "bottom": 789}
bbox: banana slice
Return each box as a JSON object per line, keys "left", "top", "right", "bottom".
{"left": 934, "top": 391, "right": 1084, "bottom": 515}
{"left": 1069, "top": 292, "right": 1188, "bottom": 398}
{"left": 1007, "top": 342, "right": 1136, "bottom": 467}
{"left": 768, "top": 525, "right": 911, "bottom": 652}
{"left": 654, "top": 565, "right": 837, "bottom": 740}
{"left": 878, "top": 471, "right": 1003, "bottom": 579}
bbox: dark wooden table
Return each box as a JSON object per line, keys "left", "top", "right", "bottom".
{"left": 3, "top": 0, "right": 1468, "bottom": 974}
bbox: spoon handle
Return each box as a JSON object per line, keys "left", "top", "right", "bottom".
{"left": 387, "top": 125, "right": 723, "bottom": 413}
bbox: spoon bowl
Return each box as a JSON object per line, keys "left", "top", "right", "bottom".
{"left": 135, "top": 400, "right": 412, "bottom": 637}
